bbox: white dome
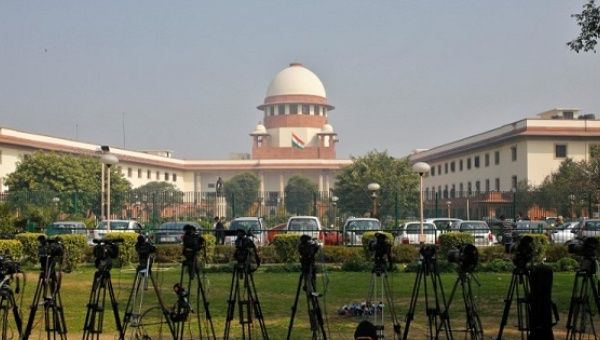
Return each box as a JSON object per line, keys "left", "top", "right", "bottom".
{"left": 321, "top": 124, "right": 334, "bottom": 133}
{"left": 252, "top": 123, "right": 267, "bottom": 135}
{"left": 266, "top": 63, "right": 326, "bottom": 98}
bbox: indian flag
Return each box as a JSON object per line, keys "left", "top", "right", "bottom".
{"left": 291, "top": 133, "right": 305, "bottom": 149}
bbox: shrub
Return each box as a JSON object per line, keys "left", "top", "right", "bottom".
{"left": 322, "top": 246, "right": 363, "bottom": 263}
{"left": 438, "top": 232, "right": 475, "bottom": 258}
{"left": 478, "top": 245, "right": 510, "bottom": 263}
{"left": 545, "top": 244, "right": 570, "bottom": 263}
{"left": 361, "top": 231, "right": 394, "bottom": 259}
{"left": 264, "top": 263, "right": 301, "bottom": 273}
{"left": 391, "top": 245, "right": 419, "bottom": 263}
{"left": 272, "top": 234, "right": 302, "bottom": 263}
{"left": 214, "top": 245, "right": 236, "bottom": 264}
{"left": 201, "top": 233, "right": 216, "bottom": 263}
{"left": 0, "top": 240, "right": 23, "bottom": 260}
{"left": 59, "top": 234, "right": 87, "bottom": 271}
{"left": 522, "top": 234, "right": 549, "bottom": 263}
{"left": 404, "top": 260, "right": 455, "bottom": 273}
{"left": 555, "top": 257, "right": 579, "bottom": 272}
{"left": 15, "top": 233, "right": 45, "bottom": 264}
{"left": 341, "top": 254, "right": 370, "bottom": 272}
{"left": 155, "top": 244, "right": 182, "bottom": 263}
{"left": 105, "top": 233, "right": 139, "bottom": 266}
{"left": 482, "top": 259, "right": 514, "bottom": 272}
{"left": 258, "top": 246, "right": 277, "bottom": 264}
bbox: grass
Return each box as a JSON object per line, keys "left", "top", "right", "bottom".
{"left": 6, "top": 263, "right": 589, "bottom": 339}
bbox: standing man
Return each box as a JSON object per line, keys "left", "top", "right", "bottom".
{"left": 214, "top": 216, "right": 225, "bottom": 245}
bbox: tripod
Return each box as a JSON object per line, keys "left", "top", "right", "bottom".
{"left": 496, "top": 267, "right": 530, "bottom": 340}
{"left": 173, "top": 251, "right": 216, "bottom": 339}
{"left": 22, "top": 248, "right": 67, "bottom": 340}
{"left": 121, "top": 249, "right": 176, "bottom": 339}
{"left": 0, "top": 273, "right": 23, "bottom": 339}
{"left": 403, "top": 247, "right": 452, "bottom": 340}
{"left": 364, "top": 259, "right": 401, "bottom": 340}
{"left": 82, "top": 261, "right": 123, "bottom": 339}
{"left": 444, "top": 271, "right": 483, "bottom": 340}
{"left": 565, "top": 259, "right": 600, "bottom": 339}
{"left": 287, "top": 240, "right": 327, "bottom": 340}
{"left": 223, "top": 233, "right": 269, "bottom": 340}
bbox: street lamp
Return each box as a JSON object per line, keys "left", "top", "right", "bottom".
{"left": 367, "top": 182, "right": 381, "bottom": 219}
{"left": 101, "top": 153, "right": 119, "bottom": 232}
{"left": 256, "top": 196, "right": 263, "bottom": 218}
{"left": 446, "top": 200, "right": 452, "bottom": 218}
{"left": 52, "top": 197, "right": 60, "bottom": 220}
{"left": 511, "top": 187, "right": 517, "bottom": 220}
{"left": 412, "top": 162, "right": 431, "bottom": 244}
{"left": 331, "top": 196, "right": 339, "bottom": 229}
{"left": 568, "top": 194, "right": 576, "bottom": 220}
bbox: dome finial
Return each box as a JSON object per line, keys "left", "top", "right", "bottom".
{"left": 289, "top": 62, "right": 303, "bottom": 67}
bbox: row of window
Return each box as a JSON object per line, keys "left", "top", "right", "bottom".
{"left": 265, "top": 104, "right": 327, "bottom": 117}
{"left": 124, "top": 167, "right": 178, "bottom": 182}
{"left": 426, "top": 175, "right": 519, "bottom": 199}
{"left": 430, "top": 147, "right": 518, "bottom": 177}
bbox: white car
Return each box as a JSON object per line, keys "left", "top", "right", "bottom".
{"left": 285, "top": 216, "right": 324, "bottom": 244}
{"left": 396, "top": 221, "right": 439, "bottom": 245}
{"left": 551, "top": 221, "right": 579, "bottom": 244}
{"left": 452, "top": 220, "right": 496, "bottom": 246}
{"left": 225, "top": 217, "right": 267, "bottom": 246}
{"left": 89, "top": 220, "right": 143, "bottom": 244}
{"left": 425, "top": 218, "right": 461, "bottom": 233}
{"left": 342, "top": 218, "right": 381, "bottom": 246}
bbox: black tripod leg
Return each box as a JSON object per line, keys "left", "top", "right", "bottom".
{"left": 382, "top": 273, "right": 401, "bottom": 337}
{"left": 224, "top": 267, "right": 239, "bottom": 340}
{"left": 120, "top": 270, "right": 143, "bottom": 339}
{"left": 287, "top": 272, "right": 304, "bottom": 340}
{"left": 22, "top": 273, "right": 45, "bottom": 340}
{"left": 196, "top": 271, "right": 217, "bottom": 339}
{"left": 248, "top": 272, "right": 269, "bottom": 340}
{"left": 149, "top": 272, "right": 177, "bottom": 339}
{"left": 106, "top": 274, "right": 123, "bottom": 336}
{"left": 566, "top": 273, "right": 584, "bottom": 339}
{"left": 402, "top": 267, "right": 423, "bottom": 340}
{"left": 464, "top": 276, "right": 483, "bottom": 340}
{"left": 496, "top": 272, "right": 518, "bottom": 340}
{"left": 432, "top": 267, "right": 452, "bottom": 340}
{"left": 83, "top": 272, "right": 101, "bottom": 338}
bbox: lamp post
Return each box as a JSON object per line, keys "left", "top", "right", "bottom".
{"left": 52, "top": 197, "right": 60, "bottom": 220}
{"left": 331, "top": 196, "right": 339, "bottom": 229}
{"left": 256, "top": 196, "right": 263, "bottom": 218}
{"left": 512, "top": 187, "right": 517, "bottom": 220}
{"left": 101, "top": 153, "right": 119, "bottom": 232}
{"left": 412, "top": 162, "right": 431, "bottom": 244}
{"left": 367, "top": 182, "right": 381, "bottom": 219}
{"left": 569, "top": 194, "right": 576, "bottom": 220}
{"left": 446, "top": 200, "right": 452, "bottom": 218}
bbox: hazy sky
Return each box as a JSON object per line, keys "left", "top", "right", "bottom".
{"left": 1, "top": 1, "right": 599, "bottom": 160}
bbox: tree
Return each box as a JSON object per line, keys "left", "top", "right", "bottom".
{"left": 4, "top": 151, "right": 131, "bottom": 218}
{"left": 224, "top": 172, "right": 260, "bottom": 216}
{"left": 568, "top": 0, "right": 600, "bottom": 53}
{"left": 131, "top": 181, "right": 183, "bottom": 204}
{"left": 284, "top": 175, "right": 318, "bottom": 215}
{"left": 333, "top": 150, "right": 419, "bottom": 220}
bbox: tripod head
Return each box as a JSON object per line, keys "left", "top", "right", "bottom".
{"left": 369, "top": 232, "right": 392, "bottom": 272}
{"left": 0, "top": 255, "right": 21, "bottom": 279}
{"left": 135, "top": 235, "right": 156, "bottom": 270}
{"left": 511, "top": 235, "right": 535, "bottom": 271}
{"left": 233, "top": 229, "right": 260, "bottom": 272}
{"left": 37, "top": 235, "right": 64, "bottom": 274}
{"left": 170, "top": 283, "right": 191, "bottom": 322}
{"left": 182, "top": 224, "right": 205, "bottom": 262}
{"left": 569, "top": 237, "right": 599, "bottom": 274}
{"left": 447, "top": 243, "right": 478, "bottom": 274}
{"left": 92, "top": 238, "right": 122, "bottom": 272}
{"left": 298, "top": 234, "right": 320, "bottom": 272}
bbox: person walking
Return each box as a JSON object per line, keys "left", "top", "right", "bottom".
{"left": 215, "top": 216, "right": 225, "bottom": 245}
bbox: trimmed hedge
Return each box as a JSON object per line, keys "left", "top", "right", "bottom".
{"left": 522, "top": 233, "right": 549, "bottom": 263}
{"left": 361, "top": 231, "right": 394, "bottom": 259}
{"left": 105, "top": 232, "right": 139, "bottom": 266}
{"left": 272, "top": 234, "right": 302, "bottom": 263}
{"left": 15, "top": 232, "right": 44, "bottom": 265}
{"left": 438, "top": 232, "right": 475, "bottom": 258}
{"left": 545, "top": 244, "right": 570, "bottom": 263}
{"left": 0, "top": 240, "right": 23, "bottom": 260}
{"left": 478, "top": 245, "right": 510, "bottom": 263}
{"left": 392, "top": 244, "right": 419, "bottom": 263}
{"left": 60, "top": 234, "right": 87, "bottom": 271}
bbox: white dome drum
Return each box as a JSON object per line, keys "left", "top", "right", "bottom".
{"left": 266, "top": 63, "right": 327, "bottom": 98}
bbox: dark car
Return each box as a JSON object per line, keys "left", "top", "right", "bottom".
{"left": 154, "top": 221, "right": 202, "bottom": 244}
{"left": 514, "top": 220, "right": 548, "bottom": 235}
{"left": 46, "top": 221, "right": 87, "bottom": 236}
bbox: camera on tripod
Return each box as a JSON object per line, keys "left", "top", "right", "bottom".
{"left": 182, "top": 224, "right": 205, "bottom": 260}
{"left": 92, "top": 238, "right": 123, "bottom": 271}
{"left": 447, "top": 243, "right": 479, "bottom": 273}
{"left": 233, "top": 229, "right": 260, "bottom": 272}
{"left": 38, "top": 235, "right": 64, "bottom": 270}
{"left": 135, "top": 235, "right": 156, "bottom": 268}
{"left": 368, "top": 232, "right": 392, "bottom": 271}
{"left": 568, "top": 237, "right": 599, "bottom": 273}
{"left": 510, "top": 235, "right": 535, "bottom": 269}
{"left": 298, "top": 234, "right": 320, "bottom": 264}
{"left": 0, "top": 255, "right": 21, "bottom": 277}
{"left": 419, "top": 244, "right": 437, "bottom": 260}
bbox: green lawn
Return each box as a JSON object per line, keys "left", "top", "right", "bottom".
{"left": 8, "top": 264, "right": 588, "bottom": 339}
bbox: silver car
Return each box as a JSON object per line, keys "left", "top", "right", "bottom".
{"left": 453, "top": 220, "right": 496, "bottom": 246}
{"left": 342, "top": 218, "right": 381, "bottom": 246}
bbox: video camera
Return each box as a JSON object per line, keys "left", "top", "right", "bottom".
{"left": 568, "top": 237, "right": 599, "bottom": 273}
{"left": 92, "top": 238, "right": 123, "bottom": 271}
{"left": 368, "top": 232, "right": 392, "bottom": 271}
{"left": 182, "top": 224, "right": 205, "bottom": 260}
{"left": 511, "top": 235, "right": 535, "bottom": 269}
{"left": 447, "top": 243, "right": 479, "bottom": 273}
{"left": 135, "top": 235, "right": 156, "bottom": 269}
{"left": 233, "top": 229, "right": 260, "bottom": 272}
{"left": 0, "top": 255, "right": 21, "bottom": 277}
{"left": 38, "top": 235, "right": 64, "bottom": 271}
{"left": 170, "top": 283, "right": 191, "bottom": 322}
{"left": 298, "top": 234, "right": 320, "bottom": 266}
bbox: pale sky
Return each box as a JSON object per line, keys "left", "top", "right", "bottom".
{"left": 1, "top": 1, "right": 599, "bottom": 159}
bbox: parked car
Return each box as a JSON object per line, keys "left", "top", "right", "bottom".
{"left": 575, "top": 219, "right": 600, "bottom": 238}
{"left": 396, "top": 221, "right": 439, "bottom": 245}
{"left": 153, "top": 221, "right": 201, "bottom": 244}
{"left": 551, "top": 221, "right": 579, "bottom": 244}
{"left": 452, "top": 220, "right": 496, "bottom": 246}
{"left": 46, "top": 221, "right": 87, "bottom": 236}
{"left": 89, "top": 220, "right": 143, "bottom": 244}
{"left": 226, "top": 217, "right": 267, "bottom": 246}
{"left": 285, "top": 216, "right": 324, "bottom": 244}
{"left": 342, "top": 218, "right": 381, "bottom": 246}
{"left": 425, "top": 218, "right": 461, "bottom": 232}
{"left": 513, "top": 220, "right": 548, "bottom": 235}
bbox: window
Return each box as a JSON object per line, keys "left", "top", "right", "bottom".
{"left": 474, "top": 156, "right": 480, "bottom": 168}
{"left": 475, "top": 181, "right": 481, "bottom": 193}
{"left": 563, "top": 111, "right": 574, "bottom": 119}
{"left": 323, "top": 107, "right": 327, "bottom": 116}
{"left": 459, "top": 183, "right": 464, "bottom": 197}
{"left": 511, "top": 175, "right": 518, "bottom": 190}
{"left": 302, "top": 105, "right": 309, "bottom": 115}
{"left": 147, "top": 170, "right": 151, "bottom": 179}
{"left": 467, "top": 158, "right": 471, "bottom": 170}
{"left": 485, "top": 179, "right": 490, "bottom": 192}
{"left": 278, "top": 104, "right": 285, "bottom": 115}
{"left": 270, "top": 106, "right": 275, "bottom": 116}
{"left": 444, "top": 185, "right": 448, "bottom": 199}
{"left": 495, "top": 178, "right": 500, "bottom": 191}
{"left": 164, "top": 172, "right": 169, "bottom": 181}
{"left": 451, "top": 184, "right": 456, "bottom": 198}
{"left": 555, "top": 144, "right": 567, "bottom": 158}
{"left": 494, "top": 151, "right": 500, "bottom": 165}
{"left": 127, "top": 168, "right": 132, "bottom": 177}
{"left": 173, "top": 173, "right": 177, "bottom": 181}
{"left": 437, "top": 165, "right": 441, "bottom": 175}
{"left": 459, "top": 159, "right": 463, "bottom": 171}
{"left": 290, "top": 104, "right": 298, "bottom": 115}
{"left": 444, "top": 163, "right": 448, "bottom": 174}
{"left": 156, "top": 171, "right": 160, "bottom": 180}
{"left": 431, "top": 166, "right": 435, "bottom": 176}
{"left": 450, "top": 161, "right": 455, "bottom": 172}
{"left": 511, "top": 146, "right": 517, "bottom": 161}
{"left": 137, "top": 169, "right": 142, "bottom": 178}
{"left": 314, "top": 105, "right": 320, "bottom": 115}
{"left": 485, "top": 153, "right": 490, "bottom": 167}
{"left": 467, "top": 182, "right": 472, "bottom": 195}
